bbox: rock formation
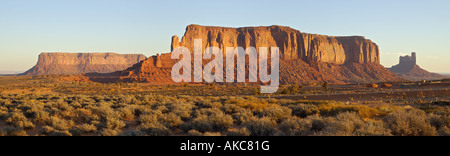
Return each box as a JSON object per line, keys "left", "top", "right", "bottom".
{"left": 388, "top": 52, "right": 442, "bottom": 81}
{"left": 171, "top": 25, "right": 380, "bottom": 64}
{"left": 23, "top": 53, "right": 147, "bottom": 75}
{"left": 86, "top": 25, "right": 402, "bottom": 84}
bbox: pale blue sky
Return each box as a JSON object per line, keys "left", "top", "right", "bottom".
{"left": 1, "top": 0, "right": 449, "bottom": 73}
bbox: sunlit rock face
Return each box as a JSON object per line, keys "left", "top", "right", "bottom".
{"left": 23, "top": 53, "right": 146, "bottom": 75}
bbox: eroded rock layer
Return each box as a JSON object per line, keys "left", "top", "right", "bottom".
{"left": 171, "top": 25, "right": 380, "bottom": 64}
{"left": 89, "top": 25, "right": 401, "bottom": 84}
{"left": 23, "top": 53, "right": 147, "bottom": 75}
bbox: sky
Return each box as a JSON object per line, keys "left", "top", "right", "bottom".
{"left": 0, "top": 0, "right": 449, "bottom": 73}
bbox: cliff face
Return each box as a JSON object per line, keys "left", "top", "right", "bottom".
{"left": 93, "top": 25, "right": 400, "bottom": 84}
{"left": 23, "top": 53, "right": 147, "bottom": 75}
{"left": 171, "top": 25, "right": 380, "bottom": 64}
{"left": 388, "top": 52, "right": 442, "bottom": 81}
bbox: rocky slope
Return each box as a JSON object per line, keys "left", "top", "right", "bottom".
{"left": 388, "top": 52, "right": 442, "bottom": 81}
{"left": 86, "top": 25, "right": 402, "bottom": 84}
{"left": 23, "top": 53, "right": 147, "bottom": 75}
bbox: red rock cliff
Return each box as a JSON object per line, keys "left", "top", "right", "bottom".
{"left": 23, "top": 53, "right": 147, "bottom": 75}
{"left": 87, "top": 25, "right": 401, "bottom": 84}
{"left": 171, "top": 24, "right": 380, "bottom": 64}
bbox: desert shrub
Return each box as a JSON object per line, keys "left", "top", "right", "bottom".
{"left": 383, "top": 109, "right": 437, "bottom": 136}
{"left": 438, "top": 126, "right": 450, "bottom": 136}
{"left": 356, "top": 106, "right": 384, "bottom": 118}
{"left": 74, "top": 108, "right": 97, "bottom": 123}
{"left": 427, "top": 113, "right": 450, "bottom": 136}
{"left": 187, "top": 130, "right": 203, "bottom": 136}
{"left": 203, "top": 132, "right": 222, "bottom": 136}
{"left": 317, "top": 103, "right": 355, "bottom": 116}
{"left": 317, "top": 112, "right": 365, "bottom": 136}
{"left": 0, "top": 126, "right": 28, "bottom": 136}
{"left": 185, "top": 109, "right": 234, "bottom": 132}
{"left": 305, "top": 115, "right": 328, "bottom": 132}
{"left": 281, "top": 84, "right": 303, "bottom": 94}
{"left": 46, "top": 116, "right": 74, "bottom": 131}
{"left": 428, "top": 113, "right": 450, "bottom": 130}
{"left": 26, "top": 108, "right": 50, "bottom": 124}
{"left": 76, "top": 124, "right": 97, "bottom": 134}
{"left": 97, "top": 129, "right": 121, "bottom": 136}
{"left": 199, "top": 99, "right": 222, "bottom": 109}
{"left": 355, "top": 121, "right": 392, "bottom": 136}
{"left": 102, "top": 116, "right": 126, "bottom": 130}
{"left": 158, "top": 113, "right": 183, "bottom": 129}
{"left": 194, "top": 108, "right": 222, "bottom": 117}
{"left": 166, "top": 101, "right": 195, "bottom": 120}
{"left": 58, "top": 106, "right": 76, "bottom": 119}
{"left": 279, "top": 117, "right": 312, "bottom": 136}
{"left": 119, "top": 130, "right": 147, "bottom": 136}
{"left": 318, "top": 104, "right": 382, "bottom": 118}
{"left": 48, "top": 130, "right": 73, "bottom": 136}
{"left": 279, "top": 114, "right": 362, "bottom": 136}
{"left": 91, "top": 106, "right": 126, "bottom": 132}
{"left": 0, "top": 109, "right": 8, "bottom": 120}
{"left": 6, "top": 112, "right": 35, "bottom": 129}
{"left": 152, "top": 105, "right": 169, "bottom": 114}
{"left": 182, "top": 116, "right": 211, "bottom": 132}
{"left": 226, "top": 127, "right": 251, "bottom": 136}
{"left": 117, "top": 107, "right": 135, "bottom": 120}
{"left": 39, "top": 126, "right": 73, "bottom": 136}
{"left": 245, "top": 117, "right": 277, "bottom": 136}
{"left": 226, "top": 98, "right": 272, "bottom": 113}
{"left": 139, "top": 113, "right": 159, "bottom": 124}
{"left": 307, "top": 112, "right": 391, "bottom": 136}
{"left": 134, "top": 106, "right": 157, "bottom": 116}
{"left": 222, "top": 104, "right": 244, "bottom": 115}
{"left": 39, "top": 126, "right": 56, "bottom": 135}
{"left": 259, "top": 106, "right": 292, "bottom": 123}
{"left": 69, "top": 127, "right": 83, "bottom": 136}
{"left": 137, "top": 123, "right": 172, "bottom": 136}
{"left": 232, "top": 110, "right": 256, "bottom": 125}
{"left": 287, "top": 104, "right": 319, "bottom": 118}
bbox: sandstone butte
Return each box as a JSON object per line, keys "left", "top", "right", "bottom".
{"left": 388, "top": 52, "right": 442, "bottom": 81}
{"left": 85, "top": 24, "right": 403, "bottom": 84}
{"left": 22, "top": 53, "right": 147, "bottom": 75}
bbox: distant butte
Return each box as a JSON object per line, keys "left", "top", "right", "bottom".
{"left": 387, "top": 52, "right": 443, "bottom": 81}
{"left": 88, "top": 24, "right": 402, "bottom": 84}
{"left": 22, "top": 53, "right": 146, "bottom": 75}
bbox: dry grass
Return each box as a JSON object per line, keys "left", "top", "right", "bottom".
{"left": 0, "top": 76, "right": 449, "bottom": 136}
